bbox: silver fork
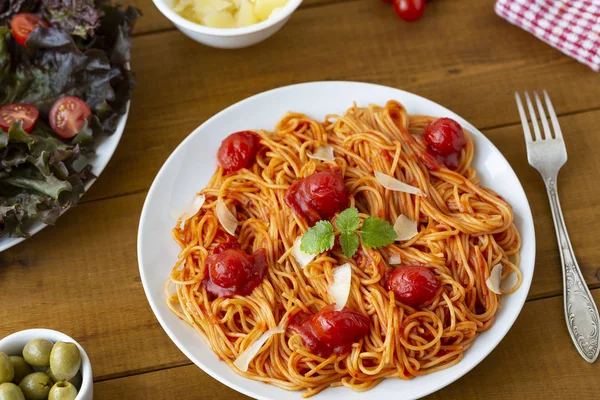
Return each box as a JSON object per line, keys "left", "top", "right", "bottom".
{"left": 515, "top": 91, "right": 600, "bottom": 363}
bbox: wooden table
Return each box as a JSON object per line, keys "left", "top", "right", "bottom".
{"left": 2, "top": 0, "right": 600, "bottom": 398}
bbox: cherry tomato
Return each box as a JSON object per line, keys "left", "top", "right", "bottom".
{"left": 209, "top": 249, "right": 256, "bottom": 289}
{"left": 0, "top": 103, "right": 39, "bottom": 133}
{"left": 49, "top": 96, "right": 92, "bottom": 139}
{"left": 381, "top": 0, "right": 394, "bottom": 3}
{"left": 290, "top": 306, "right": 370, "bottom": 357}
{"left": 211, "top": 234, "right": 241, "bottom": 255}
{"left": 217, "top": 131, "right": 260, "bottom": 173}
{"left": 284, "top": 169, "right": 348, "bottom": 226}
{"left": 203, "top": 244, "right": 268, "bottom": 297}
{"left": 393, "top": 0, "right": 425, "bottom": 22}
{"left": 424, "top": 118, "right": 466, "bottom": 157}
{"left": 387, "top": 266, "right": 440, "bottom": 308}
{"left": 10, "top": 13, "right": 49, "bottom": 47}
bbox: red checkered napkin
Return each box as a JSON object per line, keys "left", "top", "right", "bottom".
{"left": 495, "top": 0, "right": 600, "bottom": 71}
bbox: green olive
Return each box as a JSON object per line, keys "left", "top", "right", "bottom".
{"left": 9, "top": 358, "right": 32, "bottom": 385}
{"left": 67, "top": 371, "right": 81, "bottom": 390}
{"left": 47, "top": 381, "right": 77, "bottom": 400}
{"left": 18, "top": 373, "right": 51, "bottom": 400}
{"left": 22, "top": 340, "right": 53, "bottom": 368}
{"left": 0, "top": 382, "right": 25, "bottom": 400}
{"left": 0, "top": 353, "right": 14, "bottom": 384}
{"left": 49, "top": 343, "right": 80, "bottom": 382}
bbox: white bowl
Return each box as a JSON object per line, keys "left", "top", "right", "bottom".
{"left": 0, "top": 329, "right": 93, "bottom": 400}
{"left": 152, "top": 0, "right": 302, "bottom": 48}
{"left": 138, "top": 82, "right": 536, "bottom": 400}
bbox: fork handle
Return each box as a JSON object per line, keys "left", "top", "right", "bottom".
{"left": 545, "top": 177, "right": 600, "bottom": 363}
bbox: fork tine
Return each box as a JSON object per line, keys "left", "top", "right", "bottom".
{"left": 524, "top": 92, "right": 543, "bottom": 141}
{"left": 534, "top": 91, "right": 553, "bottom": 139}
{"left": 515, "top": 93, "right": 534, "bottom": 143}
{"left": 543, "top": 90, "right": 563, "bottom": 139}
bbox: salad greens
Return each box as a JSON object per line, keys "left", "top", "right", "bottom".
{"left": 0, "top": 0, "right": 140, "bottom": 238}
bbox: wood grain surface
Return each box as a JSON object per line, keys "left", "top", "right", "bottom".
{"left": 2, "top": 0, "right": 600, "bottom": 399}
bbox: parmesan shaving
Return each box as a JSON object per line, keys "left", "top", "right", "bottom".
{"left": 486, "top": 264, "right": 503, "bottom": 295}
{"left": 328, "top": 263, "right": 352, "bottom": 311}
{"left": 216, "top": 199, "right": 238, "bottom": 235}
{"left": 291, "top": 237, "right": 316, "bottom": 268}
{"left": 178, "top": 194, "right": 206, "bottom": 222}
{"left": 394, "top": 214, "right": 418, "bottom": 241}
{"left": 374, "top": 170, "right": 423, "bottom": 196}
{"left": 307, "top": 145, "right": 335, "bottom": 162}
{"left": 233, "top": 326, "right": 284, "bottom": 372}
{"left": 388, "top": 253, "right": 402, "bottom": 265}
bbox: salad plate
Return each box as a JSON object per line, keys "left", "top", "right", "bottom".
{"left": 0, "top": 1, "right": 139, "bottom": 252}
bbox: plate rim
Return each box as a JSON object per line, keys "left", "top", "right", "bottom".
{"left": 137, "top": 81, "right": 536, "bottom": 400}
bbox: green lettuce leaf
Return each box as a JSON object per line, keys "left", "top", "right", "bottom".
{"left": 0, "top": 0, "right": 139, "bottom": 237}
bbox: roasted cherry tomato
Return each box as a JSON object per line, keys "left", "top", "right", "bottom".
{"left": 393, "top": 0, "right": 425, "bottom": 22}
{"left": 10, "top": 13, "right": 49, "bottom": 47}
{"left": 284, "top": 169, "right": 348, "bottom": 226}
{"left": 424, "top": 118, "right": 466, "bottom": 157}
{"left": 0, "top": 103, "right": 39, "bottom": 133}
{"left": 217, "top": 131, "right": 261, "bottom": 173}
{"left": 387, "top": 265, "right": 440, "bottom": 308}
{"left": 203, "top": 239, "right": 268, "bottom": 298}
{"left": 49, "top": 96, "right": 92, "bottom": 139}
{"left": 290, "top": 306, "right": 370, "bottom": 357}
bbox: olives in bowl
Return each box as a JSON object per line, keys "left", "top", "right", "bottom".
{"left": 22, "top": 341, "right": 53, "bottom": 369}
{"left": 0, "top": 382, "right": 25, "bottom": 400}
{"left": 0, "top": 330, "right": 92, "bottom": 400}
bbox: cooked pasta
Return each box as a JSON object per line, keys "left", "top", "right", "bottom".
{"left": 166, "top": 100, "right": 521, "bottom": 397}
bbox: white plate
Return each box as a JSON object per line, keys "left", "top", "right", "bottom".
{"left": 0, "top": 103, "right": 130, "bottom": 252}
{"left": 138, "top": 82, "right": 536, "bottom": 400}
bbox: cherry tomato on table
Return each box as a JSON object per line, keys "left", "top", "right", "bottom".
{"left": 285, "top": 169, "right": 349, "bottom": 226}
{"left": 0, "top": 104, "right": 39, "bottom": 133}
{"left": 387, "top": 265, "right": 440, "bottom": 308}
{"left": 10, "top": 13, "right": 49, "bottom": 47}
{"left": 217, "top": 131, "right": 261, "bottom": 173}
{"left": 393, "top": 0, "right": 425, "bottom": 22}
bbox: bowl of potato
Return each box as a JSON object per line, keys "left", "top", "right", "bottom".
{"left": 153, "top": 0, "right": 303, "bottom": 48}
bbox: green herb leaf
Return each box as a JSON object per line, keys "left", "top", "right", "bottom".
{"left": 300, "top": 221, "right": 335, "bottom": 255}
{"left": 339, "top": 231, "right": 359, "bottom": 258}
{"left": 335, "top": 207, "right": 360, "bottom": 233}
{"left": 360, "top": 217, "right": 397, "bottom": 249}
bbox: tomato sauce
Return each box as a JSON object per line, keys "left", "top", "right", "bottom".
{"left": 202, "top": 237, "right": 268, "bottom": 297}
{"left": 284, "top": 169, "right": 349, "bottom": 226}
{"left": 289, "top": 305, "right": 370, "bottom": 358}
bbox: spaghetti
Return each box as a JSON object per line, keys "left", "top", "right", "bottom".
{"left": 166, "top": 100, "right": 521, "bottom": 397}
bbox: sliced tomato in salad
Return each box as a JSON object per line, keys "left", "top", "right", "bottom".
{"left": 10, "top": 13, "right": 49, "bottom": 47}
{"left": 49, "top": 96, "right": 92, "bottom": 139}
{"left": 0, "top": 103, "right": 39, "bottom": 133}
